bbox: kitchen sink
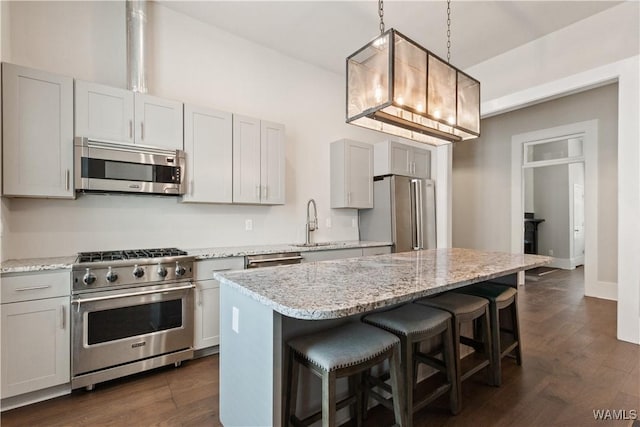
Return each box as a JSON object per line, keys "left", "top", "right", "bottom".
{"left": 292, "top": 242, "right": 349, "bottom": 248}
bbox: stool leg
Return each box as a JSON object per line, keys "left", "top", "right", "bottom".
{"left": 489, "top": 302, "right": 502, "bottom": 386}
{"left": 388, "top": 345, "right": 406, "bottom": 427}
{"left": 451, "top": 318, "right": 463, "bottom": 415}
{"left": 361, "top": 368, "right": 371, "bottom": 420}
{"left": 442, "top": 318, "right": 460, "bottom": 415}
{"left": 322, "top": 370, "right": 337, "bottom": 427}
{"left": 348, "top": 372, "right": 363, "bottom": 427}
{"left": 284, "top": 348, "right": 299, "bottom": 427}
{"left": 512, "top": 297, "right": 523, "bottom": 366}
{"left": 481, "top": 307, "right": 495, "bottom": 387}
{"left": 401, "top": 336, "right": 413, "bottom": 427}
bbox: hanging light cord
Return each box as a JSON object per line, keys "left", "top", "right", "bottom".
{"left": 446, "top": 0, "right": 451, "bottom": 63}
{"left": 379, "top": 0, "right": 385, "bottom": 34}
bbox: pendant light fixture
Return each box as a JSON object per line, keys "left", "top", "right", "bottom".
{"left": 346, "top": 0, "right": 480, "bottom": 145}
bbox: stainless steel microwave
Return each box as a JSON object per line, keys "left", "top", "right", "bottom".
{"left": 74, "top": 137, "right": 185, "bottom": 196}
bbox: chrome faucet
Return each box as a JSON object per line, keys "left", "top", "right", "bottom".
{"left": 306, "top": 199, "right": 318, "bottom": 245}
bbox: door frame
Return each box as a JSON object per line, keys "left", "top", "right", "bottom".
{"left": 510, "top": 120, "right": 613, "bottom": 300}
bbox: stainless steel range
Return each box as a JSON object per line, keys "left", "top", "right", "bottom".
{"left": 71, "top": 248, "right": 195, "bottom": 390}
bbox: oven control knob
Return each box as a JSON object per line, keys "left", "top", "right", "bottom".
{"left": 106, "top": 267, "right": 118, "bottom": 283}
{"left": 175, "top": 262, "right": 186, "bottom": 277}
{"left": 133, "top": 265, "right": 145, "bottom": 278}
{"left": 157, "top": 265, "right": 168, "bottom": 278}
{"left": 83, "top": 268, "right": 96, "bottom": 285}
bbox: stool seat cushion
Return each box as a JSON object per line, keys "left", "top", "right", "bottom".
{"left": 453, "top": 283, "right": 516, "bottom": 303}
{"left": 288, "top": 322, "right": 399, "bottom": 372}
{"left": 416, "top": 292, "right": 488, "bottom": 315}
{"left": 363, "top": 304, "right": 451, "bottom": 337}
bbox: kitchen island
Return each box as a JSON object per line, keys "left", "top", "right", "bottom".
{"left": 215, "top": 248, "right": 549, "bottom": 427}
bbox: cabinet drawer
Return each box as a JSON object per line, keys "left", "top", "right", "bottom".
{"left": 194, "top": 257, "right": 244, "bottom": 281}
{"left": 1, "top": 271, "right": 71, "bottom": 303}
{"left": 302, "top": 248, "right": 363, "bottom": 263}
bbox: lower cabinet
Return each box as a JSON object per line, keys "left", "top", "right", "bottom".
{"left": 301, "top": 246, "right": 391, "bottom": 263}
{"left": 1, "top": 272, "right": 70, "bottom": 399}
{"left": 194, "top": 257, "right": 244, "bottom": 350}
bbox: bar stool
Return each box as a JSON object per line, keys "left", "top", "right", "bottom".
{"left": 415, "top": 293, "right": 494, "bottom": 412}
{"left": 362, "top": 304, "right": 459, "bottom": 427}
{"left": 452, "top": 282, "right": 522, "bottom": 386}
{"left": 285, "top": 322, "right": 405, "bottom": 427}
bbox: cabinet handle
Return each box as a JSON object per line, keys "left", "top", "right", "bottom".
{"left": 129, "top": 120, "right": 133, "bottom": 139}
{"left": 263, "top": 186, "right": 268, "bottom": 200}
{"left": 255, "top": 185, "right": 260, "bottom": 200}
{"left": 65, "top": 169, "right": 70, "bottom": 191}
{"left": 190, "top": 180, "right": 194, "bottom": 196}
{"left": 60, "top": 305, "right": 66, "bottom": 330}
{"left": 197, "top": 289, "right": 202, "bottom": 307}
{"left": 347, "top": 192, "right": 351, "bottom": 205}
{"left": 140, "top": 122, "right": 145, "bottom": 140}
{"left": 15, "top": 285, "right": 51, "bottom": 292}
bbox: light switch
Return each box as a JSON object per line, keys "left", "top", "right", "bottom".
{"left": 245, "top": 219, "right": 253, "bottom": 231}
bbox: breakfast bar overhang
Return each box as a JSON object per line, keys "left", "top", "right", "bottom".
{"left": 215, "top": 248, "right": 550, "bottom": 427}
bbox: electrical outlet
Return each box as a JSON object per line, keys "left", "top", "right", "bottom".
{"left": 326, "top": 217, "right": 332, "bottom": 228}
{"left": 548, "top": 249, "right": 554, "bottom": 256}
{"left": 232, "top": 307, "right": 239, "bottom": 333}
{"left": 245, "top": 219, "right": 253, "bottom": 231}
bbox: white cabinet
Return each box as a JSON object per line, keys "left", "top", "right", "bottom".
{"left": 194, "top": 257, "right": 245, "bottom": 350}
{"left": 74, "top": 80, "right": 183, "bottom": 150}
{"left": 374, "top": 140, "right": 431, "bottom": 178}
{"left": 302, "top": 248, "right": 365, "bottom": 263}
{"left": 330, "top": 139, "right": 373, "bottom": 209}
{"left": 74, "top": 80, "right": 134, "bottom": 143}
{"left": 232, "top": 115, "right": 285, "bottom": 205}
{"left": 2, "top": 63, "right": 74, "bottom": 198}
{"left": 182, "top": 104, "right": 233, "bottom": 203}
{"left": 1, "top": 271, "right": 71, "bottom": 399}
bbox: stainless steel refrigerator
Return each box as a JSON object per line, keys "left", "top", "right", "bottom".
{"left": 359, "top": 175, "right": 436, "bottom": 252}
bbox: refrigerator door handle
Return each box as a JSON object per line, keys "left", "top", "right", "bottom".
{"left": 411, "top": 179, "right": 420, "bottom": 250}
{"left": 415, "top": 179, "right": 424, "bottom": 249}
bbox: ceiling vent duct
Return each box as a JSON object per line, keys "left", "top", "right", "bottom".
{"left": 126, "top": 0, "right": 148, "bottom": 93}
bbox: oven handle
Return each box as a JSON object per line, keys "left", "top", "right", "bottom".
{"left": 71, "top": 283, "right": 195, "bottom": 308}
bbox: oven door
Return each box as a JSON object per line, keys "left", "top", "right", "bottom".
{"left": 71, "top": 283, "right": 194, "bottom": 376}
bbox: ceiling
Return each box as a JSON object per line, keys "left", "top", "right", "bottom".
{"left": 161, "top": 1, "right": 622, "bottom": 75}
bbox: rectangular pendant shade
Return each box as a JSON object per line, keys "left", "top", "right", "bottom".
{"left": 346, "top": 29, "right": 480, "bottom": 146}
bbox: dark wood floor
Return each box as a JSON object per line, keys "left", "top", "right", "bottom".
{"left": 2, "top": 267, "right": 638, "bottom": 426}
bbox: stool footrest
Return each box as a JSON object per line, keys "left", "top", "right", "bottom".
{"left": 293, "top": 393, "right": 358, "bottom": 426}
{"left": 414, "top": 352, "right": 446, "bottom": 372}
{"left": 413, "top": 383, "right": 452, "bottom": 413}
{"left": 460, "top": 336, "right": 485, "bottom": 352}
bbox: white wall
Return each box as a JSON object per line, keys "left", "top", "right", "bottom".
{"left": 0, "top": 1, "right": 412, "bottom": 259}
{"left": 457, "top": 1, "right": 639, "bottom": 344}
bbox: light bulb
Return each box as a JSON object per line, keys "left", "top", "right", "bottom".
{"left": 416, "top": 103, "right": 424, "bottom": 113}
{"left": 396, "top": 96, "right": 404, "bottom": 106}
{"left": 374, "top": 85, "right": 383, "bottom": 103}
{"left": 447, "top": 116, "right": 455, "bottom": 125}
{"left": 433, "top": 110, "right": 441, "bottom": 119}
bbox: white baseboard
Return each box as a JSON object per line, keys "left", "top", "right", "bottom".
{"left": 585, "top": 281, "right": 617, "bottom": 301}
{"left": 547, "top": 257, "right": 573, "bottom": 270}
{"left": 1, "top": 383, "right": 71, "bottom": 411}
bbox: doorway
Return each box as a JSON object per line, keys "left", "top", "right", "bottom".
{"left": 510, "top": 120, "right": 602, "bottom": 298}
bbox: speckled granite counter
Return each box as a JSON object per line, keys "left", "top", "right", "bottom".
{"left": 0, "top": 241, "right": 391, "bottom": 274}
{"left": 217, "top": 247, "right": 550, "bottom": 426}
{"left": 215, "top": 248, "right": 551, "bottom": 320}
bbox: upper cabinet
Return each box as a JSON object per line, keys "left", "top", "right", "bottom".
{"left": 182, "top": 104, "right": 233, "bottom": 203}
{"left": 2, "top": 63, "right": 75, "bottom": 198}
{"left": 232, "top": 115, "right": 285, "bottom": 205}
{"left": 373, "top": 140, "right": 431, "bottom": 179}
{"left": 75, "top": 80, "right": 183, "bottom": 150}
{"left": 330, "top": 139, "right": 373, "bottom": 209}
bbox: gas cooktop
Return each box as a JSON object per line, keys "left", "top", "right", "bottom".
{"left": 76, "top": 248, "right": 188, "bottom": 264}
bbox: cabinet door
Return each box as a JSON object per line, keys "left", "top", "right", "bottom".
{"left": 346, "top": 141, "right": 373, "bottom": 208}
{"left": 194, "top": 280, "right": 221, "bottom": 349}
{"left": 182, "top": 105, "right": 233, "bottom": 203}
{"left": 232, "top": 115, "right": 262, "bottom": 204}
{"left": 412, "top": 148, "right": 430, "bottom": 178}
{"left": 134, "top": 93, "right": 184, "bottom": 150}
{"left": 1, "top": 297, "right": 70, "bottom": 398}
{"left": 75, "top": 80, "right": 134, "bottom": 143}
{"left": 389, "top": 142, "right": 412, "bottom": 176}
{"left": 2, "top": 63, "right": 74, "bottom": 198}
{"left": 260, "top": 121, "right": 285, "bottom": 205}
{"left": 302, "top": 248, "right": 364, "bottom": 262}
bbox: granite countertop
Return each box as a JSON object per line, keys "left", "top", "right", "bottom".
{"left": 215, "top": 248, "right": 551, "bottom": 320}
{"left": 0, "top": 241, "right": 391, "bottom": 274}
